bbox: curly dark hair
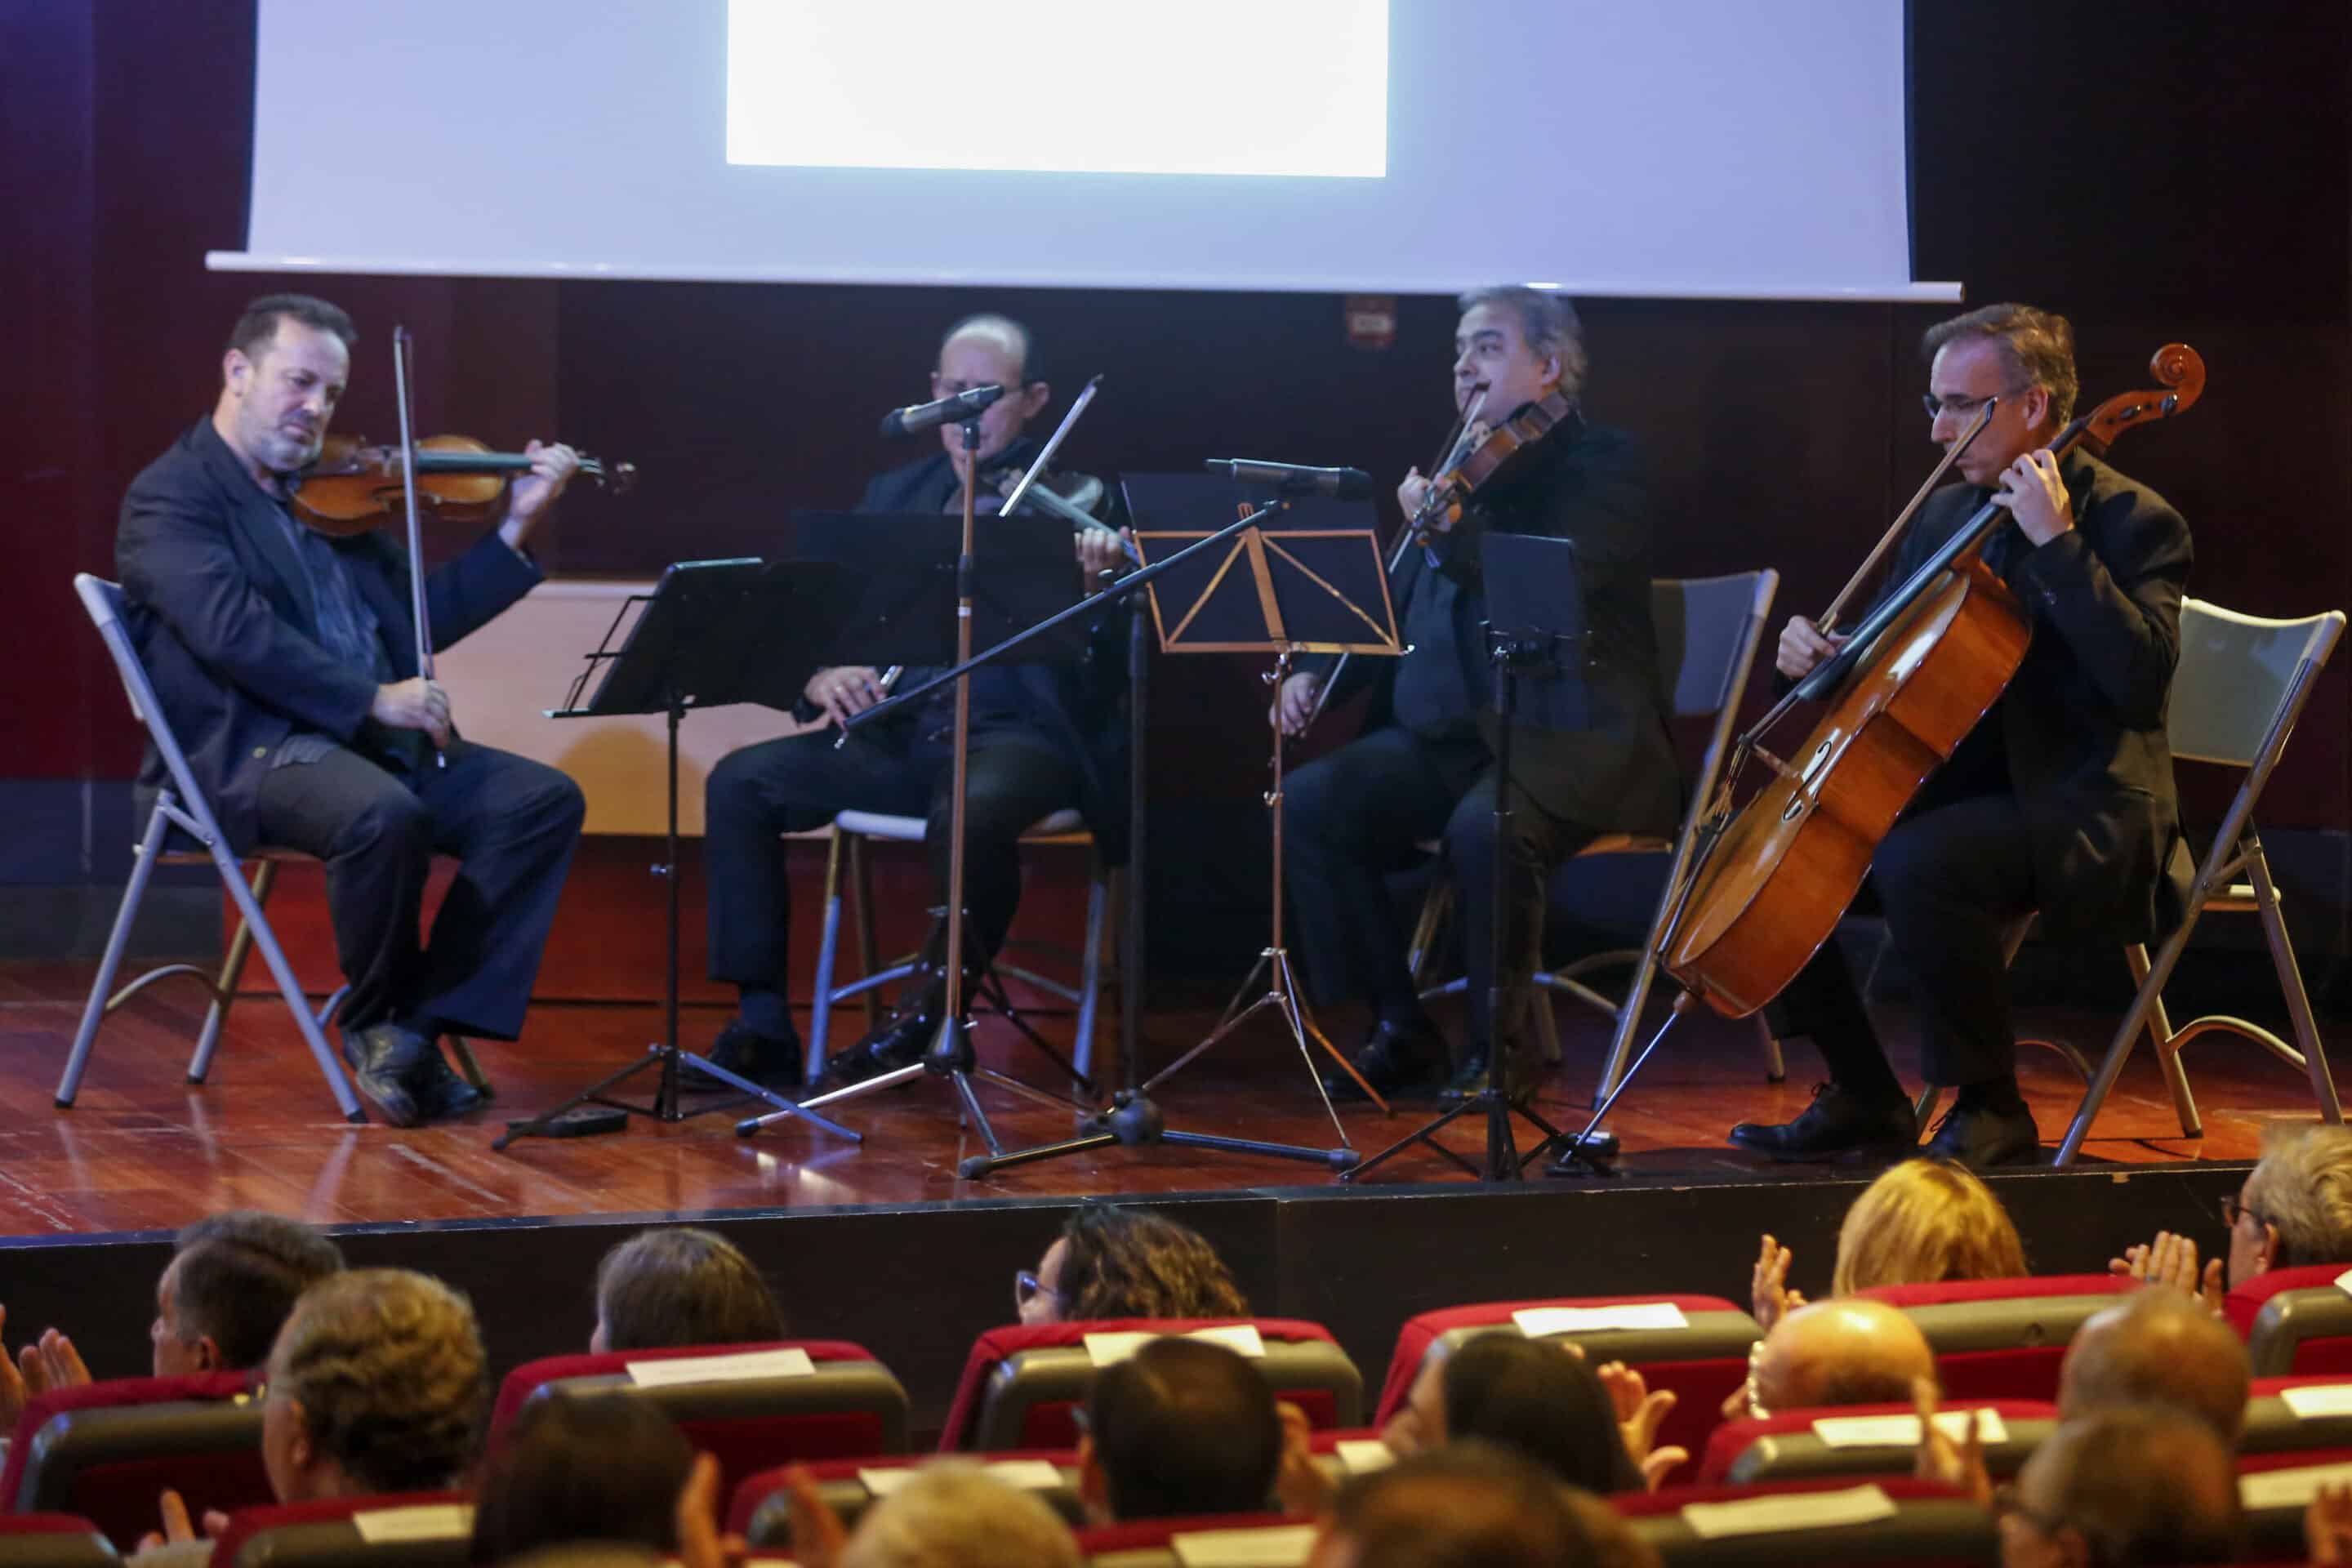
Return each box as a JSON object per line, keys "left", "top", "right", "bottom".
{"left": 1052, "top": 1206, "right": 1247, "bottom": 1320}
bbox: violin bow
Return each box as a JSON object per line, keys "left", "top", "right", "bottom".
{"left": 1816, "top": 399, "right": 1998, "bottom": 637}
{"left": 390, "top": 326, "right": 443, "bottom": 768}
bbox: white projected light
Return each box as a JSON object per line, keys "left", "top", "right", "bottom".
{"left": 726, "top": 2, "right": 1387, "bottom": 178}
{"left": 220, "top": 0, "right": 1957, "bottom": 301}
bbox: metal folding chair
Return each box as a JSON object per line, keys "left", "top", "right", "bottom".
{"left": 61, "top": 574, "right": 465, "bottom": 1122}
{"left": 800, "top": 808, "right": 1118, "bottom": 1084}
{"left": 1408, "top": 571, "right": 1784, "bottom": 1098}
{"left": 2053, "top": 597, "right": 2346, "bottom": 1164}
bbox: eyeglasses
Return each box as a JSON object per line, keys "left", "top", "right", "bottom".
{"left": 2223, "top": 1195, "right": 2267, "bottom": 1231}
{"left": 1921, "top": 385, "right": 2030, "bottom": 421}
{"left": 1014, "top": 1268, "right": 1046, "bottom": 1313}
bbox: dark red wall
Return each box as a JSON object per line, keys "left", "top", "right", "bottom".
{"left": 6, "top": 2, "right": 2345, "bottom": 839}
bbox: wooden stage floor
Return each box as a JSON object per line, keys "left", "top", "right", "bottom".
{"left": 2, "top": 956, "right": 2339, "bottom": 1241}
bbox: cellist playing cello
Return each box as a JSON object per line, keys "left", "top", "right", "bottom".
{"left": 1729, "top": 304, "right": 2194, "bottom": 1170}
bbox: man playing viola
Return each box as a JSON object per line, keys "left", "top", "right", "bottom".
{"left": 1730, "top": 303, "right": 2194, "bottom": 1169}
{"left": 1275, "top": 287, "right": 1681, "bottom": 1106}
{"left": 116, "top": 294, "right": 587, "bottom": 1127}
{"left": 702, "top": 313, "right": 1133, "bottom": 1091}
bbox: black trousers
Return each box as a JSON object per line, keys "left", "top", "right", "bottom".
{"left": 1285, "top": 725, "right": 1594, "bottom": 1063}
{"left": 1770, "top": 791, "right": 2038, "bottom": 1092}
{"left": 703, "top": 725, "right": 1080, "bottom": 1008}
{"left": 252, "top": 740, "right": 586, "bottom": 1040}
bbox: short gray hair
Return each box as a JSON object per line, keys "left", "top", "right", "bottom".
{"left": 1920, "top": 302, "right": 2078, "bottom": 429}
{"left": 1457, "top": 285, "right": 1587, "bottom": 399}
{"left": 2245, "top": 1124, "right": 2352, "bottom": 1267}
{"left": 840, "top": 1464, "right": 1080, "bottom": 1568}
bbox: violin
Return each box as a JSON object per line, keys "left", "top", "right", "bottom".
{"left": 291, "top": 433, "right": 635, "bottom": 536}
{"left": 1406, "top": 388, "right": 1582, "bottom": 541}
{"left": 944, "top": 462, "right": 1110, "bottom": 527}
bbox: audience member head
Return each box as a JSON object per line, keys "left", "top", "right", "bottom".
{"left": 1562, "top": 1490, "right": 1663, "bottom": 1568}
{"left": 262, "top": 1268, "right": 488, "bottom": 1501}
{"left": 469, "top": 1392, "right": 694, "bottom": 1563}
{"left": 1832, "top": 1159, "right": 2028, "bottom": 1296}
{"left": 1019, "top": 1206, "right": 1247, "bottom": 1325}
{"left": 1388, "top": 1335, "right": 1640, "bottom": 1493}
{"left": 1752, "top": 1298, "right": 1936, "bottom": 1414}
{"left": 500, "top": 1548, "right": 662, "bottom": 1568}
{"left": 591, "top": 1227, "right": 785, "bottom": 1353}
{"left": 2001, "top": 1406, "right": 2241, "bottom": 1568}
{"left": 838, "top": 1463, "right": 1080, "bottom": 1568}
{"left": 154, "top": 1211, "right": 344, "bottom": 1377}
{"left": 1077, "top": 1337, "right": 1299, "bottom": 1523}
{"left": 1308, "top": 1442, "right": 1601, "bottom": 1568}
{"left": 2232, "top": 1124, "right": 2352, "bottom": 1286}
{"left": 2059, "top": 1290, "right": 2250, "bottom": 1441}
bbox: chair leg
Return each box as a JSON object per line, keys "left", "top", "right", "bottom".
{"left": 1406, "top": 880, "right": 1451, "bottom": 989}
{"left": 808, "top": 829, "right": 848, "bottom": 1080}
{"left": 215, "top": 848, "right": 365, "bottom": 1122}
{"left": 1914, "top": 1085, "right": 1940, "bottom": 1140}
{"left": 1531, "top": 985, "right": 1562, "bottom": 1067}
{"left": 850, "top": 832, "right": 882, "bottom": 1031}
{"left": 57, "top": 803, "right": 174, "bottom": 1106}
{"left": 443, "top": 1036, "right": 493, "bottom": 1096}
{"left": 1755, "top": 1015, "right": 1787, "bottom": 1084}
{"left": 2056, "top": 904, "right": 2210, "bottom": 1165}
{"left": 189, "top": 858, "right": 276, "bottom": 1085}
{"left": 2247, "top": 835, "right": 2344, "bottom": 1124}
{"left": 2123, "top": 941, "right": 2201, "bottom": 1138}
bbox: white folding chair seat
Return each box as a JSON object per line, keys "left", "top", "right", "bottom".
{"left": 795, "top": 807, "right": 1118, "bottom": 1084}
{"left": 2053, "top": 598, "right": 2346, "bottom": 1163}
{"left": 1407, "top": 572, "right": 1784, "bottom": 1098}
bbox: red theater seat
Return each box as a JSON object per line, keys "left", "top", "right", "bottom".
{"left": 1618, "top": 1476, "right": 1993, "bottom": 1568}
{"left": 0, "top": 1517, "right": 118, "bottom": 1568}
{"left": 1074, "top": 1513, "right": 1309, "bottom": 1568}
{"left": 204, "top": 1494, "right": 473, "bottom": 1568}
{"left": 1851, "top": 1275, "right": 2133, "bottom": 1401}
{"left": 732, "top": 1452, "right": 1081, "bottom": 1540}
{"left": 1374, "top": 1295, "right": 1761, "bottom": 1486}
{"left": 2234, "top": 1450, "right": 2352, "bottom": 1562}
{"left": 939, "top": 1321, "right": 1361, "bottom": 1453}
{"left": 2229, "top": 1263, "right": 2352, "bottom": 1376}
{"left": 2245, "top": 1374, "right": 2352, "bottom": 1455}
{"left": 487, "top": 1341, "right": 909, "bottom": 1500}
{"left": 1696, "top": 1400, "right": 2056, "bottom": 1485}
{"left": 1, "top": 1374, "right": 268, "bottom": 1552}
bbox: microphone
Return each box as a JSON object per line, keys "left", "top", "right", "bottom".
{"left": 1205, "top": 458, "right": 1375, "bottom": 501}
{"left": 879, "top": 384, "right": 1004, "bottom": 439}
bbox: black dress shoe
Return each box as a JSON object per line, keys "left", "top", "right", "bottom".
{"left": 1439, "top": 1046, "right": 1542, "bottom": 1109}
{"left": 688, "top": 1020, "right": 805, "bottom": 1092}
{"left": 1321, "top": 1018, "right": 1446, "bottom": 1102}
{"left": 1923, "top": 1100, "right": 2042, "bottom": 1169}
{"left": 409, "top": 1050, "right": 484, "bottom": 1121}
{"left": 1726, "top": 1082, "right": 1915, "bottom": 1161}
{"left": 340, "top": 1021, "right": 430, "bottom": 1128}
{"left": 813, "top": 1009, "right": 938, "bottom": 1091}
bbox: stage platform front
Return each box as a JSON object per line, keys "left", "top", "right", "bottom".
{"left": 0, "top": 958, "right": 2332, "bottom": 1437}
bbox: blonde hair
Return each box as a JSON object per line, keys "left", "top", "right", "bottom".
{"left": 840, "top": 1463, "right": 1080, "bottom": 1568}
{"left": 1830, "top": 1159, "right": 2027, "bottom": 1297}
{"left": 2244, "top": 1125, "right": 2352, "bottom": 1267}
{"left": 270, "top": 1268, "right": 488, "bottom": 1493}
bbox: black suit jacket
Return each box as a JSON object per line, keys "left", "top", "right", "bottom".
{"left": 1880, "top": 449, "right": 2195, "bottom": 941}
{"left": 1310, "top": 420, "right": 1682, "bottom": 836}
{"left": 844, "top": 443, "right": 1133, "bottom": 862}
{"left": 115, "top": 417, "right": 543, "bottom": 853}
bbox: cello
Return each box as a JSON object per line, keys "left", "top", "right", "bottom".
{"left": 1659, "top": 343, "right": 2207, "bottom": 1021}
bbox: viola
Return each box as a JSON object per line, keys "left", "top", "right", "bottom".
{"left": 1658, "top": 343, "right": 2208, "bottom": 1021}
{"left": 291, "top": 433, "right": 635, "bottom": 536}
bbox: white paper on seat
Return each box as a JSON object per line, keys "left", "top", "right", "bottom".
{"left": 2335, "top": 1267, "right": 2352, "bottom": 1297}
{"left": 1169, "top": 1523, "right": 1319, "bottom": 1567}
{"left": 626, "top": 1347, "right": 817, "bottom": 1386}
{"left": 859, "top": 1459, "right": 1067, "bottom": 1496}
{"left": 1513, "top": 1303, "right": 1690, "bottom": 1335}
{"left": 1335, "top": 1439, "right": 1396, "bottom": 1474}
{"left": 1681, "top": 1484, "right": 1898, "bottom": 1539}
{"left": 1084, "top": 1325, "right": 1267, "bottom": 1366}
{"left": 2242, "top": 1462, "right": 2352, "bottom": 1509}
{"left": 350, "top": 1505, "right": 475, "bottom": 1543}
{"left": 1811, "top": 1410, "right": 2010, "bottom": 1448}
{"left": 2279, "top": 1385, "right": 2352, "bottom": 1419}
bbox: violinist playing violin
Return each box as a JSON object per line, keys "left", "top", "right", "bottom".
{"left": 1729, "top": 304, "right": 2194, "bottom": 1170}
{"left": 702, "top": 312, "right": 1133, "bottom": 1091}
{"left": 1274, "top": 287, "right": 1680, "bottom": 1107}
{"left": 115, "top": 294, "right": 587, "bottom": 1127}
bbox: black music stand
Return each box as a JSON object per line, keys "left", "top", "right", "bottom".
{"left": 495, "top": 559, "right": 860, "bottom": 1151}
{"left": 959, "top": 472, "right": 1404, "bottom": 1176}
{"left": 731, "top": 510, "right": 1101, "bottom": 1147}
{"left": 1344, "top": 531, "right": 1582, "bottom": 1183}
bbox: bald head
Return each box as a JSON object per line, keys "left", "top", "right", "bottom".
{"left": 2009, "top": 1407, "right": 2239, "bottom": 1568}
{"left": 2060, "top": 1291, "right": 2249, "bottom": 1441}
{"left": 1310, "top": 1444, "right": 1598, "bottom": 1568}
{"left": 1755, "top": 1299, "right": 1937, "bottom": 1413}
